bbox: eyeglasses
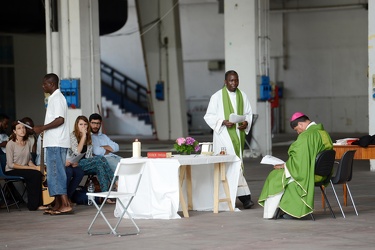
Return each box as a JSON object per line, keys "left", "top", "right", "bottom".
{"left": 90, "top": 122, "right": 101, "bottom": 125}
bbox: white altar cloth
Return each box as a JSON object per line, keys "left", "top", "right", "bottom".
{"left": 114, "top": 155, "right": 241, "bottom": 219}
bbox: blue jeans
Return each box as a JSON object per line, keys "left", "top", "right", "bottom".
{"left": 66, "top": 166, "right": 85, "bottom": 199}
{"left": 46, "top": 147, "right": 68, "bottom": 196}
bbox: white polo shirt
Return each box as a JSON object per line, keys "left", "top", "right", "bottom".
{"left": 43, "top": 89, "right": 70, "bottom": 148}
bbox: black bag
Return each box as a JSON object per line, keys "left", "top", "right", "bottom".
{"left": 72, "top": 186, "right": 101, "bottom": 205}
{"left": 352, "top": 135, "right": 375, "bottom": 148}
{"left": 72, "top": 186, "right": 89, "bottom": 205}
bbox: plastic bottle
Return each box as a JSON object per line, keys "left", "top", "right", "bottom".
{"left": 87, "top": 179, "right": 95, "bottom": 205}
{"left": 220, "top": 147, "right": 227, "bottom": 155}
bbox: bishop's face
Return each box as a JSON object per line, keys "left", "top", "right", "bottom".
{"left": 225, "top": 73, "right": 239, "bottom": 92}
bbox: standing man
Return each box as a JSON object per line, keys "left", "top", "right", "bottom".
{"left": 258, "top": 112, "right": 333, "bottom": 219}
{"left": 33, "top": 73, "right": 72, "bottom": 215}
{"left": 89, "top": 113, "right": 122, "bottom": 172}
{"left": 204, "top": 70, "right": 254, "bottom": 209}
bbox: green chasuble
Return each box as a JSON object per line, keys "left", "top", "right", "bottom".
{"left": 258, "top": 123, "right": 333, "bottom": 218}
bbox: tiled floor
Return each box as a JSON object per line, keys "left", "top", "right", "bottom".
{"left": 1, "top": 133, "right": 375, "bottom": 250}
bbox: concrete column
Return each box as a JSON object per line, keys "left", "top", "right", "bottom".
{"left": 45, "top": 0, "right": 101, "bottom": 130}
{"left": 368, "top": 2, "right": 375, "bottom": 171}
{"left": 224, "top": 0, "right": 272, "bottom": 156}
{"left": 136, "top": 0, "right": 188, "bottom": 140}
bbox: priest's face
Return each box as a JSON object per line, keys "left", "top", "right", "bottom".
{"left": 225, "top": 73, "right": 239, "bottom": 92}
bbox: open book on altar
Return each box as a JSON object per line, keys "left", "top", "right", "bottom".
{"left": 260, "top": 155, "right": 285, "bottom": 165}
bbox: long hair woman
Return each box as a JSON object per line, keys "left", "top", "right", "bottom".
{"left": 5, "top": 121, "right": 45, "bottom": 211}
{"left": 68, "top": 115, "right": 114, "bottom": 192}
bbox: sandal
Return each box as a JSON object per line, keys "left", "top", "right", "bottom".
{"left": 99, "top": 198, "right": 116, "bottom": 204}
{"left": 106, "top": 198, "right": 116, "bottom": 204}
{"left": 43, "top": 209, "right": 56, "bottom": 215}
{"left": 38, "top": 205, "right": 50, "bottom": 211}
{"left": 50, "top": 209, "right": 74, "bottom": 216}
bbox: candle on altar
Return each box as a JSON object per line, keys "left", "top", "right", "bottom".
{"left": 132, "top": 139, "right": 141, "bottom": 158}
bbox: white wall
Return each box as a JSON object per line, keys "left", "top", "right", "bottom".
{"left": 275, "top": 8, "right": 368, "bottom": 133}
{"left": 180, "top": 1, "right": 226, "bottom": 133}
{"left": 180, "top": 2, "right": 225, "bottom": 100}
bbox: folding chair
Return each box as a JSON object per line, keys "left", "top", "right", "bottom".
{"left": 0, "top": 154, "right": 25, "bottom": 212}
{"left": 87, "top": 159, "right": 146, "bottom": 237}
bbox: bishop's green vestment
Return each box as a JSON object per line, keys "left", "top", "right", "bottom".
{"left": 258, "top": 123, "right": 333, "bottom": 218}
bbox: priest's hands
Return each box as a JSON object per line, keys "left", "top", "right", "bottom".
{"left": 223, "top": 120, "right": 248, "bottom": 130}
{"left": 238, "top": 121, "right": 248, "bottom": 130}
{"left": 222, "top": 120, "right": 235, "bottom": 128}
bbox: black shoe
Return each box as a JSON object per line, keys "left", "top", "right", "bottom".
{"left": 238, "top": 195, "right": 254, "bottom": 209}
{"left": 243, "top": 199, "right": 254, "bottom": 209}
{"left": 280, "top": 214, "right": 297, "bottom": 220}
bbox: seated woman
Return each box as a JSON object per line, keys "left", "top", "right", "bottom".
{"left": 20, "top": 117, "right": 37, "bottom": 163}
{"left": 5, "top": 121, "right": 46, "bottom": 211}
{"left": 69, "top": 115, "right": 114, "bottom": 193}
{"left": 65, "top": 158, "right": 85, "bottom": 205}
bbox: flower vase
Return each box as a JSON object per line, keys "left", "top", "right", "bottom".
{"left": 180, "top": 151, "right": 191, "bottom": 155}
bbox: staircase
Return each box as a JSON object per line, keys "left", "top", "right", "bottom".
{"left": 100, "top": 61, "right": 153, "bottom": 135}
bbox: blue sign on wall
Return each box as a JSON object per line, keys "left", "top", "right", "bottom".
{"left": 60, "top": 79, "right": 80, "bottom": 108}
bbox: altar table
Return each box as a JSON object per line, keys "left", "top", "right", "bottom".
{"left": 114, "top": 155, "right": 242, "bottom": 219}
{"left": 333, "top": 145, "right": 375, "bottom": 160}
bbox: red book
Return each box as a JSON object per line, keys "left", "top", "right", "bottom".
{"left": 147, "top": 152, "right": 172, "bottom": 158}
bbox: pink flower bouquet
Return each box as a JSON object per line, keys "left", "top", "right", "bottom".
{"left": 174, "top": 137, "right": 200, "bottom": 154}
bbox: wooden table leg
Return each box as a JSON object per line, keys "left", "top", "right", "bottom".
{"left": 186, "top": 166, "right": 193, "bottom": 210}
{"left": 213, "top": 163, "right": 233, "bottom": 213}
{"left": 179, "top": 165, "right": 189, "bottom": 217}
{"left": 213, "top": 164, "right": 219, "bottom": 213}
{"left": 343, "top": 183, "right": 347, "bottom": 206}
{"left": 220, "top": 163, "right": 234, "bottom": 211}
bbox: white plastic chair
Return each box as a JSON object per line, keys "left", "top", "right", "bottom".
{"left": 87, "top": 159, "right": 146, "bottom": 237}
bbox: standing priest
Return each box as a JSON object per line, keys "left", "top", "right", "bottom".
{"left": 204, "top": 70, "right": 254, "bottom": 209}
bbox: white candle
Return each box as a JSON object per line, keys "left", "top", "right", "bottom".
{"left": 132, "top": 139, "right": 141, "bottom": 158}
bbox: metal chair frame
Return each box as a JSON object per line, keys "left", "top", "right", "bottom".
{"left": 87, "top": 159, "right": 146, "bottom": 237}
{"left": 0, "top": 154, "right": 25, "bottom": 212}
{"left": 329, "top": 150, "right": 358, "bottom": 218}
